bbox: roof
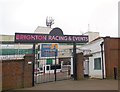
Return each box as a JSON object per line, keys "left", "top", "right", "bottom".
{"left": 34, "top": 26, "right": 52, "bottom": 34}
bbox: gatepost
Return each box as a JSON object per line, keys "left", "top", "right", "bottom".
{"left": 76, "top": 53, "right": 84, "bottom": 80}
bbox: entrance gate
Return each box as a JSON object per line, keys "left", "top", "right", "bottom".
{"left": 34, "top": 50, "right": 72, "bottom": 83}
{"left": 14, "top": 27, "right": 88, "bottom": 85}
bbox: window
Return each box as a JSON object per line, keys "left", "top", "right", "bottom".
{"left": 46, "top": 59, "right": 53, "bottom": 65}
{"left": 94, "top": 58, "right": 101, "bottom": 70}
{"left": 40, "top": 67, "right": 43, "bottom": 71}
{"left": 51, "top": 64, "right": 61, "bottom": 70}
{"left": 46, "top": 66, "right": 50, "bottom": 70}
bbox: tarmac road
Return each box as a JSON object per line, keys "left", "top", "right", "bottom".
{"left": 16, "top": 79, "right": 118, "bottom": 90}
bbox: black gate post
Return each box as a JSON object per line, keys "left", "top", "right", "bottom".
{"left": 32, "top": 44, "right": 35, "bottom": 86}
{"left": 73, "top": 43, "right": 77, "bottom": 80}
{"left": 54, "top": 49, "right": 57, "bottom": 81}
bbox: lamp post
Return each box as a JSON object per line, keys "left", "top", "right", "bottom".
{"left": 100, "top": 42, "right": 104, "bottom": 79}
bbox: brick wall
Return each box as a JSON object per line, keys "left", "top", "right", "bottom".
{"left": 118, "top": 39, "right": 120, "bottom": 80}
{"left": 104, "top": 37, "right": 120, "bottom": 79}
{"left": 23, "top": 54, "right": 33, "bottom": 88}
{"left": 118, "top": 61, "right": 120, "bottom": 80}
{"left": 76, "top": 53, "right": 84, "bottom": 80}
{"left": 2, "top": 54, "right": 33, "bottom": 91}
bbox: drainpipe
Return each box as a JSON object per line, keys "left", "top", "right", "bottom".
{"left": 100, "top": 42, "right": 104, "bottom": 79}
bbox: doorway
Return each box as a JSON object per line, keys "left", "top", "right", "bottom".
{"left": 84, "top": 59, "right": 89, "bottom": 78}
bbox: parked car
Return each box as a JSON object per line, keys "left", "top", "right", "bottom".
{"left": 34, "top": 68, "right": 43, "bottom": 74}
{"left": 34, "top": 68, "right": 44, "bottom": 82}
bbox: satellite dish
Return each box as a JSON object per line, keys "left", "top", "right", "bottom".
{"left": 46, "top": 16, "right": 54, "bottom": 28}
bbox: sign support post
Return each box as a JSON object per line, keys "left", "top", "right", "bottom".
{"left": 54, "top": 49, "right": 57, "bottom": 81}
{"left": 73, "top": 43, "right": 77, "bottom": 80}
{"left": 32, "top": 44, "right": 35, "bottom": 86}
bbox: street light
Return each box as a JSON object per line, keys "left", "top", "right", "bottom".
{"left": 100, "top": 42, "right": 104, "bottom": 79}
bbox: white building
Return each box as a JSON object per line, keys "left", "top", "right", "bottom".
{"left": 80, "top": 37, "right": 106, "bottom": 78}
{"left": 84, "top": 31, "right": 100, "bottom": 42}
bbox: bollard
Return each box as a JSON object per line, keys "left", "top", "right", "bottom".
{"left": 114, "top": 67, "right": 117, "bottom": 80}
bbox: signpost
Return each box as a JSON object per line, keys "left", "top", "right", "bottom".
{"left": 15, "top": 33, "right": 88, "bottom": 43}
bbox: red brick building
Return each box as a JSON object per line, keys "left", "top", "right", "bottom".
{"left": 104, "top": 37, "right": 120, "bottom": 79}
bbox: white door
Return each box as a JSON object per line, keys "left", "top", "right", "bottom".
{"left": 84, "top": 60, "right": 89, "bottom": 76}
{"left": 70, "top": 57, "right": 73, "bottom": 75}
{"left": 45, "top": 65, "right": 51, "bottom": 73}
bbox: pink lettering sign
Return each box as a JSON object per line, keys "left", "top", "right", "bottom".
{"left": 15, "top": 33, "right": 88, "bottom": 43}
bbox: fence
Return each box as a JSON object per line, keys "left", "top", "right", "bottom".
{"left": 34, "top": 50, "right": 72, "bottom": 84}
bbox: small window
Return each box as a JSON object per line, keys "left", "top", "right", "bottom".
{"left": 40, "top": 67, "right": 43, "bottom": 71}
{"left": 46, "top": 66, "right": 50, "bottom": 70}
{"left": 94, "top": 58, "right": 101, "bottom": 70}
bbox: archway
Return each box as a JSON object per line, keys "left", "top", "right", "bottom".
{"left": 15, "top": 27, "right": 89, "bottom": 85}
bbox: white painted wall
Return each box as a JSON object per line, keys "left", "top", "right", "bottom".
{"left": 84, "top": 32, "right": 100, "bottom": 42}
{"left": 84, "top": 59, "right": 89, "bottom": 75}
{"left": 89, "top": 53, "right": 102, "bottom": 78}
{"left": 80, "top": 38, "right": 106, "bottom": 78}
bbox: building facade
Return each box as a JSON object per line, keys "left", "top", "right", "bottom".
{"left": 80, "top": 37, "right": 119, "bottom": 79}
{"left": 1, "top": 26, "right": 103, "bottom": 79}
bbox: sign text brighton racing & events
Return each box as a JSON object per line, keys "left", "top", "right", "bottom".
{"left": 15, "top": 33, "right": 89, "bottom": 43}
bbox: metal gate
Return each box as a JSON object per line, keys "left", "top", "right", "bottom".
{"left": 34, "top": 48, "right": 72, "bottom": 84}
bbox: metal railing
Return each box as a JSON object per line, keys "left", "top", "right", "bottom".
{"left": 0, "top": 55, "right": 24, "bottom": 60}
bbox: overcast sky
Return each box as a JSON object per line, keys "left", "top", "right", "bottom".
{"left": 0, "top": 0, "right": 119, "bottom": 37}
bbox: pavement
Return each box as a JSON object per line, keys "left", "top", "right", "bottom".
{"left": 16, "top": 79, "right": 118, "bottom": 90}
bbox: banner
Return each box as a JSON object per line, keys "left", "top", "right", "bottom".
{"left": 41, "top": 44, "right": 58, "bottom": 57}
{"left": 15, "top": 33, "right": 89, "bottom": 43}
